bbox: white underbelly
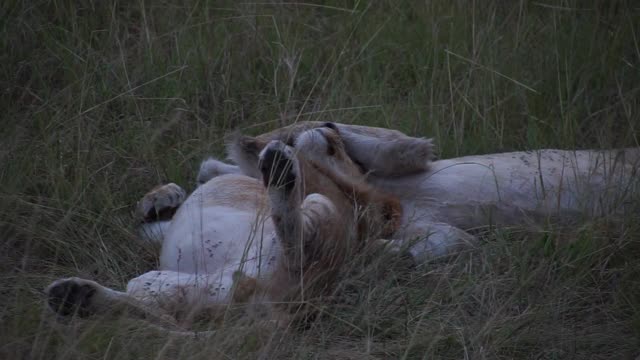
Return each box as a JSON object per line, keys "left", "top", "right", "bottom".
{"left": 160, "top": 204, "right": 280, "bottom": 278}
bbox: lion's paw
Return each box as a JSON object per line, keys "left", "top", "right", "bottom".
{"left": 136, "top": 183, "right": 186, "bottom": 222}
{"left": 369, "top": 239, "right": 417, "bottom": 270}
{"left": 46, "top": 278, "right": 102, "bottom": 318}
{"left": 258, "top": 140, "right": 297, "bottom": 190}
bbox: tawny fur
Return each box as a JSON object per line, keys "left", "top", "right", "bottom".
{"left": 45, "top": 127, "right": 401, "bottom": 331}
{"left": 45, "top": 122, "right": 639, "bottom": 332}
{"left": 221, "top": 123, "right": 640, "bottom": 261}
{"left": 228, "top": 121, "right": 435, "bottom": 178}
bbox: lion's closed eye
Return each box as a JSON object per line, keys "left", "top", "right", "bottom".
{"left": 295, "top": 127, "right": 343, "bottom": 157}
{"left": 294, "top": 127, "right": 365, "bottom": 180}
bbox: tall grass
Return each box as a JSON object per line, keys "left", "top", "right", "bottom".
{"left": 1, "top": 0, "right": 639, "bottom": 358}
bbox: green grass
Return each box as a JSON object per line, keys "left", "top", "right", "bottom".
{"left": 2, "top": 0, "right": 640, "bottom": 358}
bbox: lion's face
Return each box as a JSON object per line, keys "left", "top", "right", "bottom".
{"left": 291, "top": 125, "right": 402, "bottom": 242}
{"left": 293, "top": 124, "right": 364, "bottom": 180}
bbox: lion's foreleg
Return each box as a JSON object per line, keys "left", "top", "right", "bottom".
{"left": 258, "top": 141, "right": 341, "bottom": 272}
{"left": 258, "top": 140, "right": 306, "bottom": 270}
{"left": 136, "top": 183, "right": 186, "bottom": 248}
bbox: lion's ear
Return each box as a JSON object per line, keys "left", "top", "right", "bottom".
{"left": 226, "top": 133, "right": 268, "bottom": 179}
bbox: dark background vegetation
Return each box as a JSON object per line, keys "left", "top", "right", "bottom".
{"left": 1, "top": 1, "right": 639, "bottom": 358}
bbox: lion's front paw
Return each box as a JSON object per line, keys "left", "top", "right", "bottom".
{"left": 259, "top": 140, "right": 298, "bottom": 191}
{"left": 46, "top": 278, "right": 102, "bottom": 318}
{"left": 136, "top": 183, "right": 186, "bottom": 222}
{"left": 368, "top": 239, "right": 417, "bottom": 270}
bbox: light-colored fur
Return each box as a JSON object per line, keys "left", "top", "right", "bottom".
{"left": 45, "top": 127, "right": 402, "bottom": 331}
{"left": 227, "top": 121, "right": 435, "bottom": 178}
{"left": 45, "top": 122, "right": 639, "bottom": 331}
{"left": 219, "top": 122, "right": 640, "bottom": 261}
{"left": 378, "top": 148, "right": 638, "bottom": 259}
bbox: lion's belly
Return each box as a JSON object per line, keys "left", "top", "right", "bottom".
{"left": 159, "top": 178, "right": 280, "bottom": 280}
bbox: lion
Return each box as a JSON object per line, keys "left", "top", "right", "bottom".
{"left": 45, "top": 125, "right": 403, "bottom": 331}
{"left": 204, "top": 121, "right": 640, "bottom": 262}
{"left": 45, "top": 121, "right": 639, "bottom": 331}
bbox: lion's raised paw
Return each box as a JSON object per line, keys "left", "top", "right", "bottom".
{"left": 259, "top": 141, "right": 297, "bottom": 191}
{"left": 136, "top": 183, "right": 186, "bottom": 222}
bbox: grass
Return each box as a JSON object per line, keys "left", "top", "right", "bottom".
{"left": 1, "top": 0, "right": 640, "bottom": 358}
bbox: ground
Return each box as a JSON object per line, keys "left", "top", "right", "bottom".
{"left": 1, "top": 1, "right": 640, "bottom": 359}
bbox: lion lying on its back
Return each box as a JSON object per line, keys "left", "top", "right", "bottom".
{"left": 46, "top": 125, "right": 403, "bottom": 330}
{"left": 45, "top": 121, "right": 639, "bottom": 332}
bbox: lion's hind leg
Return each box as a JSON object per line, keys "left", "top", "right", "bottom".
{"left": 46, "top": 271, "right": 238, "bottom": 329}
{"left": 45, "top": 277, "right": 179, "bottom": 329}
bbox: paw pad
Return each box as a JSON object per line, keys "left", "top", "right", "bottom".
{"left": 137, "top": 183, "right": 186, "bottom": 222}
{"left": 259, "top": 141, "right": 297, "bottom": 190}
{"left": 47, "top": 280, "right": 97, "bottom": 317}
